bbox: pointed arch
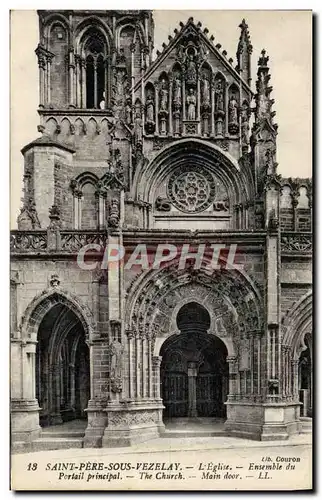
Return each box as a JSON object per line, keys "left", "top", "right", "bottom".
{"left": 20, "top": 288, "right": 95, "bottom": 342}
{"left": 282, "top": 290, "right": 312, "bottom": 356}
{"left": 74, "top": 17, "right": 112, "bottom": 53}
{"left": 74, "top": 171, "right": 99, "bottom": 189}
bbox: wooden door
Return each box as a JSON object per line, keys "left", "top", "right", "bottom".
{"left": 162, "top": 372, "right": 188, "bottom": 418}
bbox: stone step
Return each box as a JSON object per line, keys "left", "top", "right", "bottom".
{"left": 41, "top": 430, "right": 85, "bottom": 438}
{"left": 300, "top": 417, "right": 312, "bottom": 434}
{"left": 162, "top": 429, "right": 226, "bottom": 438}
{"left": 32, "top": 437, "right": 83, "bottom": 451}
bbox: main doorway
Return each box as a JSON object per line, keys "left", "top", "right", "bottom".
{"left": 160, "top": 302, "right": 228, "bottom": 420}
{"left": 36, "top": 303, "right": 90, "bottom": 427}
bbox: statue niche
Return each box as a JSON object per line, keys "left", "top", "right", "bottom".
{"left": 201, "top": 64, "right": 212, "bottom": 137}
{"left": 186, "top": 88, "right": 197, "bottom": 121}
{"left": 185, "top": 50, "right": 197, "bottom": 86}
{"left": 158, "top": 74, "right": 169, "bottom": 135}
{"left": 228, "top": 85, "right": 239, "bottom": 135}
{"left": 145, "top": 83, "right": 155, "bottom": 134}
{"left": 214, "top": 76, "right": 225, "bottom": 137}
{"left": 172, "top": 65, "right": 183, "bottom": 136}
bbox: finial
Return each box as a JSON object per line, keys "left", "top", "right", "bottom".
{"left": 258, "top": 48, "right": 269, "bottom": 67}
{"left": 239, "top": 18, "right": 248, "bottom": 30}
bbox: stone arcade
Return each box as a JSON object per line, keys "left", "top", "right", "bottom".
{"left": 10, "top": 11, "right": 312, "bottom": 450}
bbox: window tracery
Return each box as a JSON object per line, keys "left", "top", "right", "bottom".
{"left": 167, "top": 166, "right": 216, "bottom": 213}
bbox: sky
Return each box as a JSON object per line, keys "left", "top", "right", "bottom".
{"left": 10, "top": 10, "right": 312, "bottom": 227}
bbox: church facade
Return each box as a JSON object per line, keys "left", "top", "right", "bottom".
{"left": 10, "top": 10, "right": 312, "bottom": 451}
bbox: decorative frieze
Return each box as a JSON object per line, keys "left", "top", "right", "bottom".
{"left": 281, "top": 232, "right": 312, "bottom": 253}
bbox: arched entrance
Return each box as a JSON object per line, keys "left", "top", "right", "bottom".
{"left": 36, "top": 303, "right": 90, "bottom": 426}
{"left": 298, "top": 332, "right": 312, "bottom": 417}
{"left": 160, "top": 302, "right": 228, "bottom": 421}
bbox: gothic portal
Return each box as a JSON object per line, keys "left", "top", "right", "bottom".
{"left": 11, "top": 10, "right": 312, "bottom": 450}
{"left": 161, "top": 302, "right": 228, "bottom": 420}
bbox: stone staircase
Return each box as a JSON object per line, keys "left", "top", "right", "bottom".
{"left": 32, "top": 420, "right": 86, "bottom": 452}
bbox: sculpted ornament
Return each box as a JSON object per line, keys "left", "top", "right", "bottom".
{"left": 186, "top": 88, "right": 196, "bottom": 120}
{"left": 108, "top": 198, "right": 120, "bottom": 228}
{"left": 215, "top": 81, "right": 224, "bottom": 114}
{"left": 109, "top": 339, "right": 124, "bottom": 393}
{"left": 155, "top": 196, "right": 172, "bottom": 212}
{"left": 173, "top": 77, "right": 182, "bottom": 109}
{"left": 201, "top": 75, "right": 210, "bottom": 109}
{"left": 228, "top": 94, "right": 239, "bottom": 134}
{"left": 159, "top": 80, "right": 169, "bottom": 112}
{"left": 186, "top": 52, "right": 197, "bottom": 85}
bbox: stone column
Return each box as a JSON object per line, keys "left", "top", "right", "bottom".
{"left": 81, "top": 59, "right": 86, "bottom": 108}
{"left": 37, "top": 54, "right": 46, "bottom": 107}
{"left": 187, "top": 362, "right": 198, "bottom": 417}
{"left": 75, "top": 55, "right": 81, "bottom": 108}
{"left": 93, "top": 59, "right": 98, "bottom": 108}
{"left": 69, "top": 50, "right": 75, "bottom": 107}
{"left": 152, "top": 356, "right": 162, "bottom": 400}
{"left": 136, "top": 335, "right": 141, "bottom": 398}
{"left": 197, "top": 76, "right": 201, "bottom": 134}
{"left": 210, "top": 79, "right": 215, "bottom": 136}
{"left": 169, "top": 77, "right": 173, "bottom": 135}
{"left": 292, "top": 359, "right": 299, "bottom": 401}
{"left": 148, "top": 338, "right": 153, "bottom": 398}
{"left": 182, "top": 79, "right": 186, "bottom": 120}
{"left": 226, "top": 356, "right": 238, "bottom": 401}
{"left": 46, "top": 55, "right": 52, "bottom": 105}
{"left": 155, "top": 82, "right": 159, "bottom": 135}
{"left": 126, "top": 330, "right": 135, "bottom": 399}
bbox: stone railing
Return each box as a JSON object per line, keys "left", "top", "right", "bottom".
{"left": 280, "top": 231, "right": 312, "bottom": 254}
{"left": 10, "top": 231, "right": 47, "bottom": 253}
{"left": 10, "top": 230, "right": 107, "bottom": 254}
{"left": 60, "top": 231, "right": 107, "bottom": 252}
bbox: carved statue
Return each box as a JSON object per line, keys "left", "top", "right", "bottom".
{"left": 228, "top": 94, "right": 239, "bottom": 125}
{"left": 213, "top": 199, "right": 229, "bottom": 212}
{"left": 241, "top": 101, "right": 250, "bottom": 146}
{"left": 159, "top": 80, "right": 168, "bottom": 112}
{"left": 109, "top": 198, "right": 120, "bottom": 228}
{"left": 201, "top": 76, "right": 210, "bottom": 107}
{"left": 215, "top": 117, "right": 224, "bottom": 136}
{"left": 134, "top": 109, "right": 143, "bottom": 145}
{"left": 187, "top": 88, "right": 196, "bottom": 120}
{"left": 109, "top": 340, "right": 123, "bottom": 393}
{"left": 145, "top": 95, "right": 155, "bottom": 123}
{"left": 115, "top": 70, "right": 125, "bottom": 99}
{"left": 125, "top": 98, "right": 132, "bottom": 125}
{"left": 173, "top": 77, "right": 182, "bottom": 108}
{"left": 186, "top": 53, "right": 197, "bottom": 84}
{"left": 155, "top": 196, "right": 171, "bottom": 212}
{"left": 215, "top": 81, "right": 224, "bottom": 113}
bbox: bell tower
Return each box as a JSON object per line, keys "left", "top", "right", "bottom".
{"left": 18, "top": 10, "right": 154, "bottom": 231}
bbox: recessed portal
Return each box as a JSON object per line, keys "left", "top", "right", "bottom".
{"left": 298, "top": 333, "right": 312, "bottom": 417}
{"left": 36, "top": 303, "right": 90, "bottom": 427}
{"left": 160, "top": 302, "right": 228, "bottom": 420}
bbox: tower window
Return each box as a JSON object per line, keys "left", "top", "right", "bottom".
{"left": 83, "top": 29, "right": 107, "bottom": 109}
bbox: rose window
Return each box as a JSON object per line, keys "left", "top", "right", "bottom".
{"left": 168, "top": 167, "right": 216, "bottom": 212}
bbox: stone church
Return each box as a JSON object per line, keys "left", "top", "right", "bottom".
{"left": 10, "top": 10, "right": 312, "bottom": 451}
